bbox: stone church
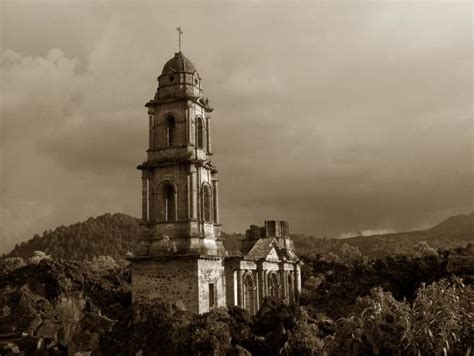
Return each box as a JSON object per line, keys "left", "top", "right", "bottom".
{"left": 130, "top": 50, "right": 301, "bottom": 315}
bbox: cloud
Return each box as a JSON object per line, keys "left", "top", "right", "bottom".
{"left": 0, "top": 2, "right": 472, "bottom": 254}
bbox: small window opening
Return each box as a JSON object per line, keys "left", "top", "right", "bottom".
{"left": 203, "top": 185, "right": 212, "bottom": 222}
{"left": 163, "top": 183, "right": 176, "bottom": 222}
{"left": 167, "top": 116, "right": 175, "bottom": 147}
{"left": 209, "top": 283, "right": 216, "bottom": 308}
{"left": 196, "top": 118, "right": 204, "bottom": 149}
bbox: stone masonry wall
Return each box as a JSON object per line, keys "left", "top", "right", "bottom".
{"left": 131, "top": 258, "right": 199, "bottom": 312}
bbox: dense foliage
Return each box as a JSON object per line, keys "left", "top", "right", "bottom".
{"left": 1, "top": 212, "right": 473, "bottom": 354}
{"left": 98, "top": 277, "right": 472, "bottom": 356}
{"left": 300, "top": 244, "right": 474, "bottom": 319}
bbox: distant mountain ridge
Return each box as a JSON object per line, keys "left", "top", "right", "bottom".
{"left": 335, "top": 212, "right": 473, "bottom": 257}
{"left": 426, "top": 212, "right": 474, "bottom": 238}
{"left": 4, "top": 212, "right": 473, "bottom": 260}
{"left": 346, "top": 212, "right": 474, "bottom": 241}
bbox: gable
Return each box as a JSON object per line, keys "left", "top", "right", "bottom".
{"left": 266, "top": 247, "right": 280, "bottom": 261}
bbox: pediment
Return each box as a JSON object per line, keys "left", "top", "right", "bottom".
{"left": 265, "top": 247, "right": 280, "bottom": 261}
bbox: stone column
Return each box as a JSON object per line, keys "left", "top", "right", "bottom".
{"left": 141, "top": 177, "right": 148, "bottom": 223}
{"left": 263, "top": 271, "right": 268, "bottom": 298}
{"left": 187, "top": 174, "right": 191, "bottom": 219}
{"left": 212, "top": 179, "right": 220, "bottom": 224}
{"left": 186, "top": 103, "right": 192, "bottom": 144}
{"left": 206, "top": 116, "right": 212, "bottom": 153}
{"left": 236, "top": 269, "right": 243, "bottom": 307}
{"left": 279, "top": 264, "right": 287, "bottom": 303}
{"left": 189, "top": 167, "right": 198, "bottom": 220}
{"left": 295, "top": 264, "right": 301, "bottom": 304}
{"left": 257, "top": 262, "right": 264, "bottom": 310}
{"left": 196, "top": 167, "right": 202, "bottom": 233}
{"left": 148, "top": 114, "right": 152, "bottom": 150}
{"left": 149, "top": 184, "right": 155, "bottom": 223}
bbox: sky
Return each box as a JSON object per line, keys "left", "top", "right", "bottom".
{"left": 0, "top": 1, "right": 472, "bottom": 253}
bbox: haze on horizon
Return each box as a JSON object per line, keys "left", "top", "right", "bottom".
{"left": 0, "top": 1, "right": 472, "bottom": 254}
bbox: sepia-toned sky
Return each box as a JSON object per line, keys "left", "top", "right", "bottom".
{"left": 0, "top": 1, "right": 472, "bottom": 253}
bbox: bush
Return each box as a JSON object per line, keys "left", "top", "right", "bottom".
{"left": 55, "top": 292, "right": 86, "bottom": 345}
{"left": 406, "top": 278, "right": 474, "bottom": 355}
{"left": 325, "top": 287, "right": 410, "bottom": 355}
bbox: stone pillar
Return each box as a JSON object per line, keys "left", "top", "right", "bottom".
{"left": 148, "top": 112, "right": 155, "bottom": 150}
{"left": 186, "top": 103, "right": 192, "bottom": 144}
{"left": 206, "top": 116, "right": 212, "bottom": 153}
{"left": 257, "top": 263, "right": 264, "bottom": 309}
{"left": 254, "top": 271, "right": 259, "bottom": 313}
{"left": 196, "top": 167, "right": 202, "bottom": 234}
{"left": 236, "top": 269, "right": 243, "bottom": 307}
{"left": 187, "top": 174, "right": 191, "bottom": 219}
{"left": 263, "top": 271, "right": 268, "bottom": 298}
{"left": 294, "top": 264, "right": 301, "bottom": 304}
{"left": 279, "top": 264, "right": 287, "bottom": 303}
{"left": 149, "top": 184, "right": 155, "bottom": 223}
{"left": 189, "top": 167, "right": 198, "bottom": 220}
{"left": 212, "top": 179, "right": 220, "bottom": 224}
{"left": 141, "top": 176, "right": 148, "bottom": 223}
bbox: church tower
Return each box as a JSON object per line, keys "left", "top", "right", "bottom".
{"left": 130, "top": 49, "right": 226, "bottom": 313}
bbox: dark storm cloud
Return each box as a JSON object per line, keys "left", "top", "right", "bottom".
{"left": 38, "top": 116, "right": 144, "bottom": 175}
{"left": 0, "top": 1, "right": 472, "bottom": 253}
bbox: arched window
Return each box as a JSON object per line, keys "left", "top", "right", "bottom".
{"left": 196, "top": 117, "right": 204, "bottom": 149}
{"left": 288, "top": 274, "right": 295, "bottom": 304}
{"left": 244, "top": 274, "right": 255, "bottom": 315}
{"left": 202, "top": 184, "right": 212, "bottom": 222}
{"left": 269, "top": 273, "right": 279, "bottom": 300}
{"left": 162, "top": 183, "right": 176, "bottom": 222}
{"left": 166, "top": 116, "right": 175, "bottom": 147}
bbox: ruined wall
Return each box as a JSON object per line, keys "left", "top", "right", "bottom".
{"left": 197, "top": 258, "right": 226, "bottom": 313}
{"left": 131, "top": 257, "right": 199, "bottom": 312}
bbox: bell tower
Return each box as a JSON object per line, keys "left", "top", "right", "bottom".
{"left": 131, "top": 48, "right": 227, "bottom": 313}
{"left": 136, "top": 50, "right": 223, "bottom": 256}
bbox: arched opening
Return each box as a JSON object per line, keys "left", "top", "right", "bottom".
{"left": 196, "top": 117, "right": 204, "bottom": 149}
{"left": 243, "top": 274, "right": 255, "bottom": 315}
{"left": 162, "top": 183, "right": 176, "bottom": 222}
{"left": 202, "top": 184, "right": 212, "bottom": 222}
{"left": 209, "top": 283, "right": 216, "bottom": 309}
{"left": 269, "top": 273, "right": 279, "bottom": 300}
{"left": 166, "top": 116, "right": 175, "bottom": 147}
{"left": 288, "top": 274, "right": 294, "bottom": 304}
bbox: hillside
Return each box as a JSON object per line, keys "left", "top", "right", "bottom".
{"left": 4, "top": 212, "right": 473, "bottom": 260}
{"left": 5, "top": 213, "right": 241, "bottom": 261}
{"left": 5, "top": 213, "right": 146, "bottom": 260}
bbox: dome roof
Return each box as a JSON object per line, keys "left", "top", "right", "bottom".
{"left": 162, "top": 52, "right": 197, "bottom": 75}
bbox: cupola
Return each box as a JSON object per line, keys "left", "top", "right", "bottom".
{"left": 153, "top": 51, "right": 203, "bottom": 101}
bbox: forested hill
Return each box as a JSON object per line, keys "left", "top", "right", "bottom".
{"left": 5, "top": 213, "right": 146, "bottom": 260}
{"left": 4, "top": 212, "right": 473, "bottom": 261}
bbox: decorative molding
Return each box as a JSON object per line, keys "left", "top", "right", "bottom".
{"left": 199, "top": 269, "right": 220, "bottom": 283}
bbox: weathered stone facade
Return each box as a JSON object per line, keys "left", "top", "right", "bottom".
{"left": 130, "top": 51, "right": 300, "bottom": 315}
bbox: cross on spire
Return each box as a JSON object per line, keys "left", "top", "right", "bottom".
{"left": 176, "top": 26, "right": 183, "bottom": 52}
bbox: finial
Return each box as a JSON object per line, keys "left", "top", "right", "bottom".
{"left": 176, "top": 26, "right": 183, "bottom": 52}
